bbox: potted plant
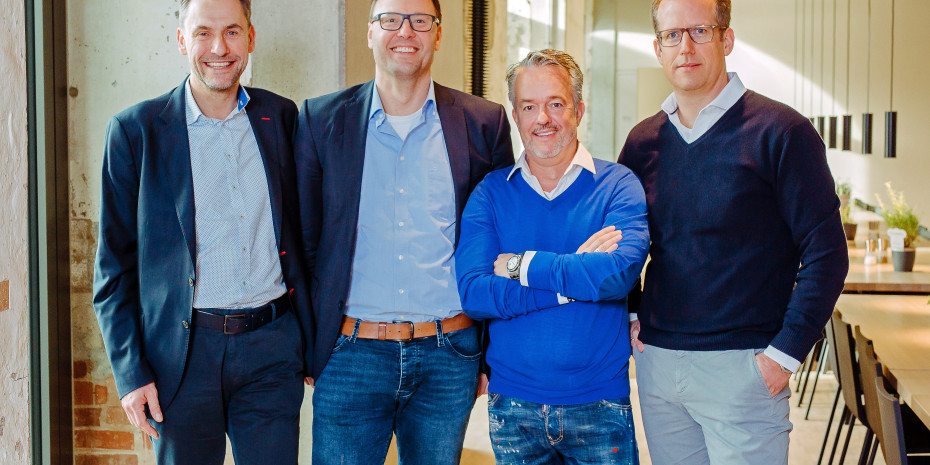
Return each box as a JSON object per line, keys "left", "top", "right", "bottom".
{"left": 836, "top": 181, "right": 856, "bottom": 240}
{"left": 836, "top": 180, "right": 852, "bottom": 210}
{"left": 876, "top": 182, "right": 920, "bottom": 272}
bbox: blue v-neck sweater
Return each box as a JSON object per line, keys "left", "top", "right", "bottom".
{"left": 456, "top": 159, "right": 649, "bottom": 405}
{"left": 618, "top": 90, "right": 849, "bottom": 362}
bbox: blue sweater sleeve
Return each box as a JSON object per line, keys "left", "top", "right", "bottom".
{"left": 526, "top": 170, "right": 650, "bottom": 302}
{"left": 456, "top": 181, "right": 562, "bottom": 320}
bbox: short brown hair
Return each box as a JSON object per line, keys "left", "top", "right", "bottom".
{"left": 506, "top": 49, "right": 583, "bottom": 108}
{"left": 179, "top": 0, "right": 252, "bottom": 29}
{"left": 651, "top": 0, "right": 730, "bottom": 34}
{"left": 369, "top": 0, "right": 442, "bottom": 23}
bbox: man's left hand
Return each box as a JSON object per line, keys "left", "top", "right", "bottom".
{"left": 494, "top": 253, "right": 516, "bottom": 278}
{"left": 755, "top": 352, "right": 791, "bottom": 397}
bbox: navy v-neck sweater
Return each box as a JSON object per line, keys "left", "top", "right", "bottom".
{"left": 618, "top": 90, "right": 848, "bottom": 362}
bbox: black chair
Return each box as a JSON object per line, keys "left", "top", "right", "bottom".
{"left": 856, "top": 326, "right": 930, "bottom": 464}
{"left": 816, "top": 314, "right": 845, "bottom": 465}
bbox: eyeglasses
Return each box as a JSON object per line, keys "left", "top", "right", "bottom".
{"left": 370, "top": 13, "right": 440, "bottom": 32}
{"left": 656, "top": 25, "right": 725, "bottom": 47}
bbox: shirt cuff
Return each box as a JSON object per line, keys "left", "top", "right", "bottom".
{"left": 519, "top": 251, "right": 536, "bottom": 287}
{"left": 557, "top": 293, "right": 570, "bottom": 305}
{"left": 764, "top": 346, "right": 801, "bottom": 373}
{"left": 629, "top": 312, "right": 638, "bottom": 322}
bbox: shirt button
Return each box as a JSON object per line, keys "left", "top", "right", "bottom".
{"left": 226, "top": 153, "right": 231, "bottom": 158}
{"left": 242, "top": 281, "right": 247, "bottom": 285}
{"left": 232, "top": 185, "right": 237, "bottom": 190}
{"left": 399, "top": 156, "right": 405, "bottom": 161}
{"left": 398, "top": 255, "right": 404, "bottom": 260}
{"left": 242, "top": 247, "right": 247, "bottom": 251}
{"left": 398, "top": 289, "right": 405, "bottom": 294}
{"left": 399, "top": 189, "right": 405, "bottom": 194}
{"left": 398, "top": 221, "right": 405, "bottom": 227}
{"left": 239, "top": 215, "right": 245, "bottom": 219}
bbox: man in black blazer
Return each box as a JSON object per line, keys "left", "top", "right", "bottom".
{"left": 93, "top": 0, "right": 310, "bottom": 463}
{"left": 295, "top": 0, "right": 513, "bottom": 462}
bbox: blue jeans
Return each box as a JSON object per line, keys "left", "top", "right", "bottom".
{"left": 311, "top": 323, "right": 481, "bottom": 465}
{"left": 487, "top": 393, "right": 640, "bottom": 465}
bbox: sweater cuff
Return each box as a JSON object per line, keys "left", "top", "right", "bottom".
{"left": 526, "top": 251, "right": 557, "bottom": 290}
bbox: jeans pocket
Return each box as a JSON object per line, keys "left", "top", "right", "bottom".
{"left": 331, "top": 334, "right": 351, "bottom": 353}
{"left": 442, "top": 326, "right": 481, "bottom": 361}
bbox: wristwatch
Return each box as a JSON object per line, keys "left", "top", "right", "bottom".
{"left": 506, "top": 253, "right": 524, "bottom": 281}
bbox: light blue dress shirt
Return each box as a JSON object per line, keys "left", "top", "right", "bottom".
{"left": 345, "top": 82, "right": 462, "bottom": 323}
{"left": 185, "top": 81, "right": 286, "bottom": 309}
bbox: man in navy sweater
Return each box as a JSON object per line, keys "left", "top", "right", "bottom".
{"left": 618, "top": 0, "right": 848, "bottom": 463}
{"left": 457, "top": 49, "right": 650, "bottom": 464}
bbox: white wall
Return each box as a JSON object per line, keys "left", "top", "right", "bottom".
{"left": 0, "top": 0, "right": 32, "bottom": 462}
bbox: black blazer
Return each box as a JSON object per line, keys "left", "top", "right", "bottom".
{"left": 93, "top": 78, "right": 312, "bottom": 409}
{"left": 295, "top": 80, "right": 514, "bottom": 379}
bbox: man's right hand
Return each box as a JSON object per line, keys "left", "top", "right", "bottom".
{"left": 576, "top": 226, "right": 623, "bottom": 254}
{"left": 630, "top": 319, "right": 645, "bottom": 353}
{"left": 121, "top": 382, "right": 162, "bottom": 439}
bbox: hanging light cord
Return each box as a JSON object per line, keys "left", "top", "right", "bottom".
{"left": 832, "top": 0, "right": 837, "bottom": 114}
{"left": 866, "top": 0, "right": 871, "bottom": 113}
{"left": 889, "top": 0, "right": 894, "bottom": 109}
{"left": 846, "top": 0, "right": 851, "bottom": 109}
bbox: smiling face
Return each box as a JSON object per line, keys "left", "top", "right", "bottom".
{"left": 511, "top": 65, "right": 585, "bottom": 163}
{"left": 368, "top": 0, "right": 441, "bottom": 83}
{"left": 653, "top": 0, "right": 733, "bottom": 101}
{"left": 177, "top": 0, "right": 255, "bottom": 98}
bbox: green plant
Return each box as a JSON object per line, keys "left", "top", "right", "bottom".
{"left": 876, "top": 182, "right": 920, "bottom": 248}
{"left": 840, "top": 205, "right": 852, "bottom": 224}
{"left": 836, "top": 180, "right": 852, "bottom": 196}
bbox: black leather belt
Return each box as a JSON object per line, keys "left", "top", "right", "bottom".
{"left": 193, "top": 294, "right": 290, "bottom": 335}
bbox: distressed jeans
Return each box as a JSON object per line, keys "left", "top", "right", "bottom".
{"left": 487, "top": 392, "right": 640, "bottom": 465}
{"left": 311, "top": 323, "right": 481, "bottom": 465}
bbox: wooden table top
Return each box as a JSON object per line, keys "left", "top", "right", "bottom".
{"left": 844, "top": 247, "right": 930, "bottom": 293}
{"left": 836, "top": 294, "right": 930, "bottom": 427}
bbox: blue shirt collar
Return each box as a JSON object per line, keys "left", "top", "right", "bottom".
{"left": 185, "top": 78, "right": 250, "bottom": 124}
{"left": 369, "top": 80, "right": 437, "bottom": 123}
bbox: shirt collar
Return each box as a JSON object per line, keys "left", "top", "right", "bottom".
{"left": 185, "top": 78, "right": 250, "bottom": 125}
{"left": 660, "top": 72, "right": 745, "bottom": 116}
{"left": 507, "top": 142, "right": 597, "bottom": 181}
{"left": 369, "top": 80, "right": 437, "bottom": 122}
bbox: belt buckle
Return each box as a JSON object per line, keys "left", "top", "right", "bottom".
{"left": 224, "top": 314, "right": 247, "bottom": 334}
{"left": 392, "top": 320, "right": 415, "bottom": 340}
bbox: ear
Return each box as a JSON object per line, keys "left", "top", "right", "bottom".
{"left": 722, "top": 27, "right": 735, "bottom": 56}
{"left": 368, "top": 22, "right": 375, "bottom": 50}
{"left": 575, "top": 101, "right": 585, "bottom": 123}
{"left": 434, "top": 24, "right": 442, "bottom": 52}
{"left": 247, "top": 24, "right": 256, "bottom": 54}
{"left": 653, "top": 38, "right": 662, "bottom": 62}
{"left": 511, "top": 107, "right": 518, "bottom": 125}
{"left": 178, "top": 28, "right": 188, "bottom": 55}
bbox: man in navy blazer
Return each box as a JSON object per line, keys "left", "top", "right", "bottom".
{"left": 295, "top": 0, "right": 513, "bottom": 462}
{"left": 93, "top": 0, "right": 310, "bottom": 463}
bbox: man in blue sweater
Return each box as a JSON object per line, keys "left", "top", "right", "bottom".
{"left": 456, "top": 49, "right": 650, "bottom": 464}
{"left": 618, "top": 1, "right": 849, "bottom": 464}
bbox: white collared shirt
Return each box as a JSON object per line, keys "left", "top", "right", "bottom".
{"left": 661, "top": 72, "right": 746, "bottom": 143}
{"left": 507, "top": 142, "right": 597, "bottom": 201}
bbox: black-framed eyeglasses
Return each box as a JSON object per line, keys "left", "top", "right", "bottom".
{"left": 370, "top": 13, "right": 440, "bottom": 32}
{"left": 656, "top": 25, "right": 725, "bottom": 47}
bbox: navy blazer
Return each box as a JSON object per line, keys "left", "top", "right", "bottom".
{"left": 295, "top": 81, "right": 514, "bottom": 380}
{"left": 93, "top": 78, "right": 312, "bottom": 409}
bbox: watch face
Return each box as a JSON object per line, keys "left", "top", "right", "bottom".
{"left": 507, "top": 255, "right": 520, "bottom": 271}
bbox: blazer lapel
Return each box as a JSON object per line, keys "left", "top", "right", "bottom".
{"left": 158, "top": 80, "right": 196, "bottom": 265}
{"left": 435, "top": 83, "right": 471, "bottom": 222}
{"left": 342, "top": 81, "right": 374, "bottom": 222}
{"left": 246, "top": 93, "right": 284, "bottom": 249}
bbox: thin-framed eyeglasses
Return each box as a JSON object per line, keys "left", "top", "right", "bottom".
{"left": 656, "top": 25, "right": 725, "bottom": 47}
{"left": 370, "top": 13, "right": 440, "bottom": 32}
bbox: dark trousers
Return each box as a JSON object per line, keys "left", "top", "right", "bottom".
{"left": 149, "top": 310, "right": 305, "bottom": 465}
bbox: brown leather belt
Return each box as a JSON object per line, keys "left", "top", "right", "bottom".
{"left": 340, "top": 313, "right": 474, "bottom": 341}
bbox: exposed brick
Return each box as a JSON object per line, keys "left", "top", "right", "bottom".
{"left": 75, "top": 454, "right": 139, "bottom": 465}
{"left": 74, "top": 381, "right": 94, "bottom": 405}
{"left": 95, "top": 384, "right": 109, "bottom": 404}
{"left": 73, "top": 360, "right": 89, "bottom": 379}
{"left": 74, "top": 430, "right": 134, "bottom": 450}
{"left": 105, "top": 407, "right": 131, "bottom": 426}
{"left": 74, "top": 408, "right": 101, "bottom": 427}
